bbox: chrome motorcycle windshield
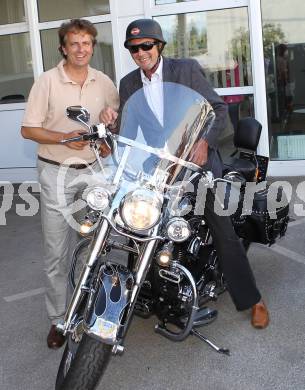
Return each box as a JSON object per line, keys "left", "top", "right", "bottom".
{"left": 102, "top": 82, "right": 215, "bottom": 193}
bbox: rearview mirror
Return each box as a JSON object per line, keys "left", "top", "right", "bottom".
{"left": 66, "top": 106, "right": 90, "bottom": 124}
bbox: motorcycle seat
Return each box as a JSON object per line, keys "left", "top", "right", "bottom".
{"left": 223, "top": 156, "right": 256, "bottom": 182}
{"left": 223, "top": 117, "right": 262, "bottom": 182}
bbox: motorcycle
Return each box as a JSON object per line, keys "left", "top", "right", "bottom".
{"left": 54, "top": 82, "right": 289, "bottom": 390}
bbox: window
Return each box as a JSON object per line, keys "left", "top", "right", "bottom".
{"left": 155, "top": 7, "right": 252, "bottom": 88}
{"left": 0, "top": 33, "right": 34, "bottom": 103}
{"left": 219, "top": 94, "right": 254, "bottom": 159}
{"left": 40, "top": 23, "right": 115, "bottom": 82}
{"left": 156, "top": 0, "right": 196, "bottom": 4}
{"left": 262, "top": 0, "right": 305, "bottom": 160}
{"left": 37, "top": 0, "right": 110, "bottom": 22}
{"left": 0, "top": 0, "right": 25, "bottom": 25}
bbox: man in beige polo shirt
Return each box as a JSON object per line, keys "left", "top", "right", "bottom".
{"left": 21, "top": 19, "right": 119, "bottom": 349}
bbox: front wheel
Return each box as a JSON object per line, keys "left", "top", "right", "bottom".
{"left": 55, "top": 333, "right": 112, "bottom": 390}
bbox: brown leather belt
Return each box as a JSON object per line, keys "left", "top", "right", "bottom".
{"left": 38, "top": 155, "right": 94, "bottom": 170}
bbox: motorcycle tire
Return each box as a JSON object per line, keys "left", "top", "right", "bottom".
{"left": 55, "top": 333, "right": 111, "bottom": 390}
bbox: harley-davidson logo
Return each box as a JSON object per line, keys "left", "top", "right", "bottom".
{"left": 131, "top": 27, "right": 140, "bottom": 35}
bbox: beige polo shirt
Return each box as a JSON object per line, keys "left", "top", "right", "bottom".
{"left": 22, "top": 60, "right": 119, "bottom": 164}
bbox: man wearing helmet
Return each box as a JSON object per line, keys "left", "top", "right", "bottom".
{"left": 101, "top": 19, "right": 269, "bottom": 329}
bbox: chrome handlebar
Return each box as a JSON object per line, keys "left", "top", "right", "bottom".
{"left": 60, "top": 123, "right": 109, "bottom": 144}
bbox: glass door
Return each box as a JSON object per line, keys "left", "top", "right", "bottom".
{"left": 150, "top": 0, "right": 254, "bottom": 159}
{"left": 261, "top": 0, "right": 305, "bottom": 161}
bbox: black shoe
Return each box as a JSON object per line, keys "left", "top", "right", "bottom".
{"left": 47, "top": 325, "right": 66, "bottom": 349}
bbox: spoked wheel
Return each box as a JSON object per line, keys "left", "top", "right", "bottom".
{"left": 55, "top": 328, "right": 112, "bottom": 390}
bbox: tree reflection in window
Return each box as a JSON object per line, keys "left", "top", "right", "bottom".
{"left": 155, "top": 8, "right": 252, "bottom": 88}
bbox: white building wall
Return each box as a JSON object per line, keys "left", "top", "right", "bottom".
{"left": 110, "top": 0, "right": 145, "bottom": 81}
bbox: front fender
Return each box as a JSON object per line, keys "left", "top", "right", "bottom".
{"left": 83, "top": 263, "right": 134, "bottom": 344}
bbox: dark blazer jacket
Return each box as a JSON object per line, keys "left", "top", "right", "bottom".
{"left": 118, "top": 57, "right": 228, "bottom": 177}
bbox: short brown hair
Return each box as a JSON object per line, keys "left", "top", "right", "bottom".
{"left": 58, "top": 19, "right": 97, "bottom": 58}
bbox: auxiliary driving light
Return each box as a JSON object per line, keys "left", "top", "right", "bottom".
{"left": 156, "top": 242, "right": 174, "bottom": 267}
{"left": 86, "top": 187, "right": 109, "bottom": 211}
{"left": 79, "top": 220, "right": 94, "bottom": 236}
{"left": 166, "top": 217, "right": 191, "bottom": 242}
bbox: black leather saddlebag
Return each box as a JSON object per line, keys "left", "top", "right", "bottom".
{"left": 231, "top": 185, "right": 289, "bottom": 245}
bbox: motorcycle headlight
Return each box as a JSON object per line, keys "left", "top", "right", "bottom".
{"left": 120, "top": 189, "right": 162, "bottom": 231}
{"left": 86, "top": 187, "right": 109, "bottom": 211}
{"left": 166, "top": 217, "right": 191, "bottom": 242}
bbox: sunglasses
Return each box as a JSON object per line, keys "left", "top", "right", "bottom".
{"left": 128, "top": 41, "right": 158, "bottom": 54}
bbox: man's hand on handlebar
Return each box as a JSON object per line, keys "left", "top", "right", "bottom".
{"left": 61, "top": 128, "right": 113, "bottom": 157}
{"left": 62, "top": 130, "right": 89, "bottom": 150}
